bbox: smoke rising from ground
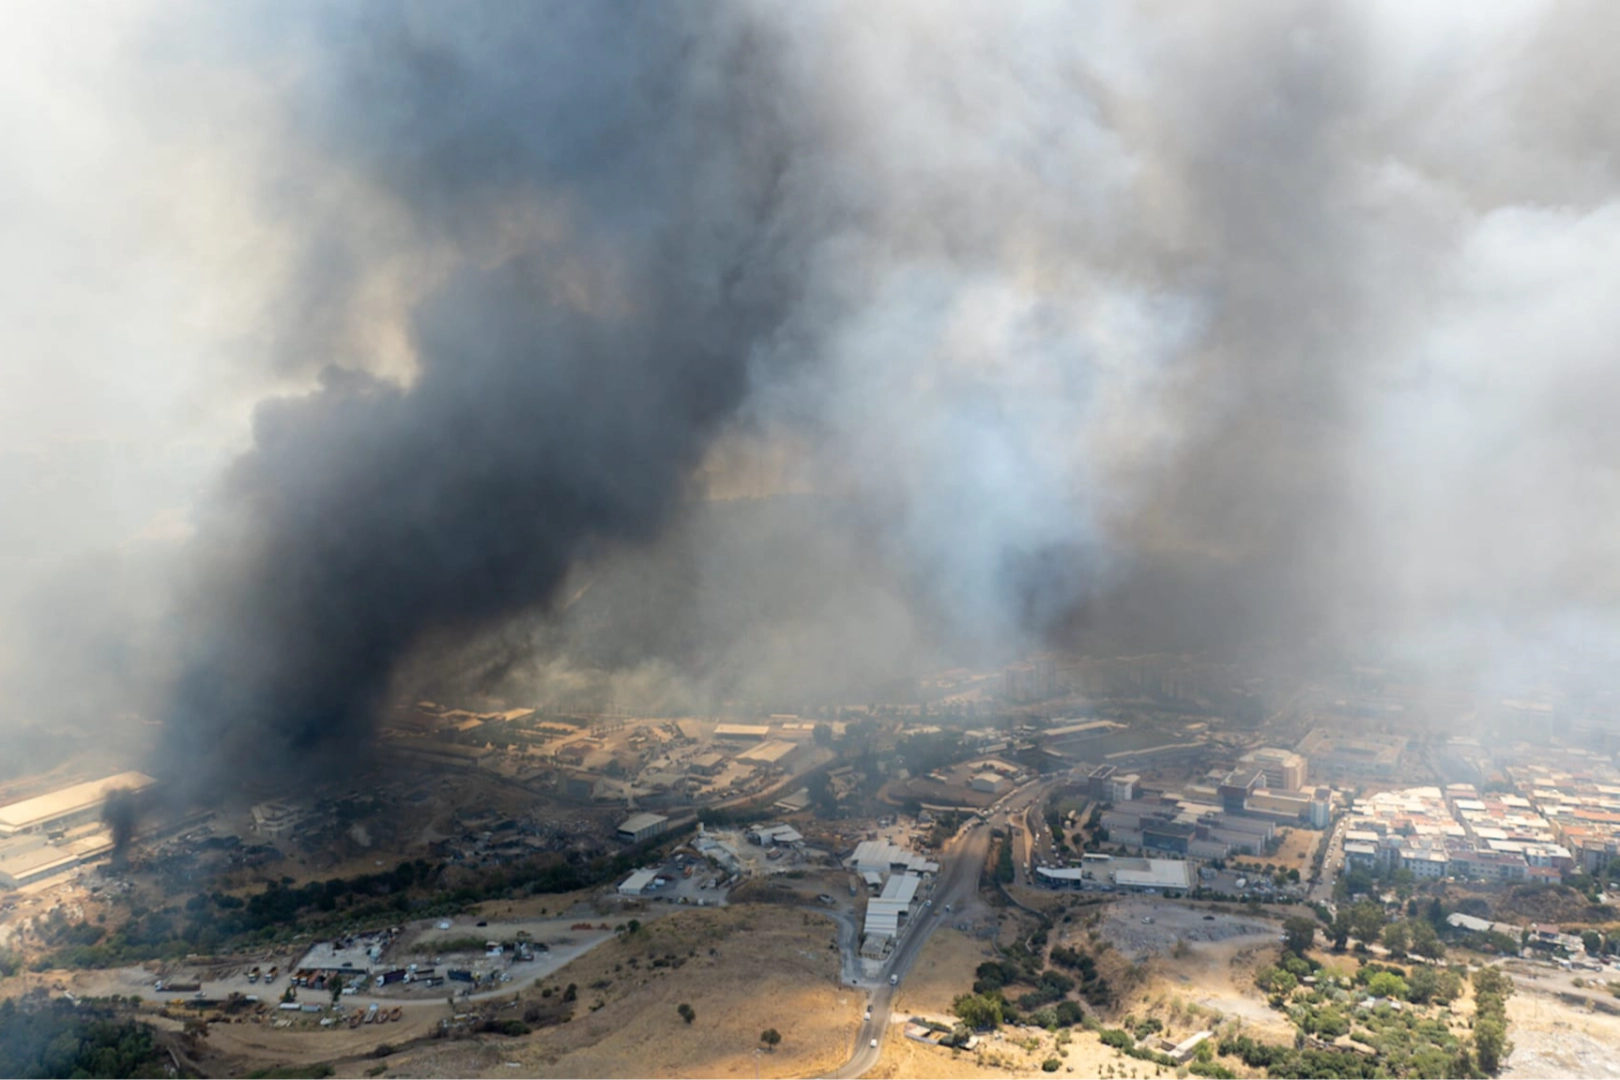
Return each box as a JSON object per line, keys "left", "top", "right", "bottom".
{"left": 6, "top": 2, "right": 1620, "bottom": 781}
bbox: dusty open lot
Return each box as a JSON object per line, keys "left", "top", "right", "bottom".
{"left": 893, "top": 926, "right": 999, "bottom": 1016}
{"left": 1270, "top": 827, "right": 1322, "bottom": 873}
{"left": 1099, "top": 898, "right": 1276, "bottom": 961}
{"left": 868, "top": 1024, "right": 1139, "bottom": 1080}
{"left": 367, "top": 905, "right": 860, "bottom": 1079}
{"left": 1501, "top": 962, "right": 1620, "bottom": 1079}
{"left": 1097, "top": 898, "right": 1293, "bottom": 1045}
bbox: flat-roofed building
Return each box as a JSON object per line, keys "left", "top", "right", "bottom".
{"left": 714, "top": 724, "right": 770, "bottom": 741}
{"left": 617, "top": 812, "right": 671, "bottom": 843}
{"left": 0, "top": 772, "right": 156, "bottom": 838}
{"left": 849, "top": 839, "right": 939, "bottom": 877}
{"left": 251, "top": 801, "right": 305, "bottom": 838}
{"left": 687, "top": 752, "right": 727, "bottom": 777}
{"left": 971, "top": 771, "right": 1008, "bottom": 794}
{"left": 618, "top": 868, "right": 658, "bottom": 895}
{"left": 391, "top": 740, "right": 495, "bottom": 769}
{"left": 773, "top": 787, "right": 812, "bottom": 814}
{"left": 1107, "top": 773, "right": 1140, "bottom": 803}
{"left": 0, "top": 830, "right": 116, "bottom": 888}
{"left": 1034, "top": 856, "right": 1192, "bottom": 893}
{"left": 1238, "top": 748, "right": 1308, "bottom": 792}
{"left": 737, "top": 740, "right": 799, "bottom": 768}
{"left": 1296, "top": 728, "right": 1407, "bottom": 781}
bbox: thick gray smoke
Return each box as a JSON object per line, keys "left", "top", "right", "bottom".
{"left": 8, "top": 1, "right": 1620, "bottom": 782}
{"left": 160, "top": 3, "right": 810, "bottom": 783}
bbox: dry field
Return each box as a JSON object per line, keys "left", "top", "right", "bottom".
{"left": 366, "top": 905, "right": 861, "bottom": 1079}
{"left": 1271, "top": 827, "right": 1322, "bottom": 872}
{"left": 893, "top": 926, "right": 1000, "bottom": 1016}
{"left": 1500, "top": 964, "right": 1620, "bottom": 1078}
{"left": 867, "top": 1025, "right": 1138, "bottom": 1080}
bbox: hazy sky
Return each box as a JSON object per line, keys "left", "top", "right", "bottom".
{"left": 4, "top": 0, "right": 1620, "bottom": 770}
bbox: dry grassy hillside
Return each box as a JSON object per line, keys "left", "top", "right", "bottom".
{"left": 369, "top": 905, "right": 861, "bottom": 1079}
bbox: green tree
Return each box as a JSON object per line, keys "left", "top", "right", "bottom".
{"left": 1365, "top": 970, "right": 1407, "bottom": 1000}
{"left": 952, "top": 993, "right": 1004, "bottom": 1031}
{"left": 329, "top": 975, "right": 344, "bottom": 1005}
{"left": 1582, "top": 930, "right": 1603, "bottom": 955}
{"left": 1407, "top": 965, "right": 1442, "bottom": 1004}
{"left": 1283, "top": 915, "right": 1317, "bottom": 956}
{"left": 678, "top": 1002, "right": 695, "bottom": 1025}
{"left": 1255, "top": 966, "right": 1298, "bottom": 997}
{"left": 1472, "top": 966, "right": 1514, "bottom": 1005}
{"left": 1382, "top": 921, "right": 1410, "bottom": 958}
{"left": 1350, "top": 900, "right": 1386, "bottom": 947}
{"left": 1410, "top": 918, "right": 1446, "bottom": 960}
{"left": 761, "top": 1028, "right": 781, "bottom": 1051}
{"left": 1331, "top": 909, "right": 1352, "bottom": 951}
{"left": 1474, "top": 1015, "right": 1509, "bottom": 1073}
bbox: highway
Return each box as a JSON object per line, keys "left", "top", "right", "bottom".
{"left": 830, "top": 775, "right": 1063, "bottom": 1078}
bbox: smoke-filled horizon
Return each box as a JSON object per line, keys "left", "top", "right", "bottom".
{"left": 5, "top": 0, "right": 1620, "bottom": 786}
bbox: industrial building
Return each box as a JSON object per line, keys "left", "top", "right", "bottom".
{"left": 849, "top": 839, "right": 940, "bottom": 877}
{"left": 617, "top": 812, "right": 671, "bottom": 843}
{"left": 773, "top": 787, "right": 812, "bottom": 814}
{"left": 0, "top": 830, "right": 116, "bottom": 888}
{"left": 1035, "top": 855, "right": 1193, "bottom": 893}
{"left": 250, "top": 801, "right": 306, "bottom": 838}
{"left": 713, "top": 724, "right": 770, "bottom": 741}
{"left": 618, "top": 868, "right": 659, "bottom": 895}
{"left": 686, "top": 752, "right": 727, "bottom": 776}
{"left": 1295, "top": 728, "right": 1407, "bottom": 781}
{"left": 737, "top": 740, "right": 799, "bottom": 769}
{"left": 971, "top": 772, "right": 1008, "bottom": 795}
{"left": 389, "top": 739, "right": 495, "bottom": 769}
{"left": 0, "top": 771, "right": 155, "bottom": 838}
{"left": 746, "top": 823, "right": 803, "bottom": 846}
{"left": 860, "top": 871, "right": 927, "bottom": 958}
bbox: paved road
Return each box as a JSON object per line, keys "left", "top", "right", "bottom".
{"left": 1309, "top": 818, "right": 1347, "bottom": 905}
{"left": 830, "top": 818, "right": 992, "bottom": 1078}
{"left": 831, "top": 774, "right": 1067, "bottom": 1078}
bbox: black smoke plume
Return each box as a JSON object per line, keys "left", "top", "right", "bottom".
{"left": 162, "top": 5, "right": 803, "bottom": 788}
{"left": 101, "top": 788, "right": 141, "bottom": 861}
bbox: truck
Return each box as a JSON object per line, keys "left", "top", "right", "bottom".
{"left": 156, "top": 981, "right": 201, "bottom": 994}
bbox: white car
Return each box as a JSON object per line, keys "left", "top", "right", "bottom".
{"left": 870, "top": 1038, "right": 878, "bottom": 1049}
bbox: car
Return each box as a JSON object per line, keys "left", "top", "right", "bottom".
{"left": 476, "top": 920, "right": 488, "bottom": 927}
{"left": 1203, "top": 915, "right": 1215, "bottom": 921}
{"left": 870, "top": 1038, "right": 878, "bottom": 1049}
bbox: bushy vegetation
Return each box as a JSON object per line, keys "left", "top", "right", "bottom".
{"left": 41, "top": 826, "right": 691, "bottom": 970}
{"left": 1471, "top": 966, "right": 1513, "bottom": 1074}
{"left": 1048, "top": 943, "right": 1115, "bottom": 1007}
{"left": 0, "top": 997, "right": 167, "bottom": 1079}
{"left": 1243, "top": 941, "right": 1502, "bottom": 1078}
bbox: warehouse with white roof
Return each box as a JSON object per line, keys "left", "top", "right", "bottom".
{"left": 0, "top": 772, "right": 155, "bottom": 838}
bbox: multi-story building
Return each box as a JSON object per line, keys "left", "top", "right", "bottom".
{"left": 1239, "top": 748, "right": 1308, "bottom": 792}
